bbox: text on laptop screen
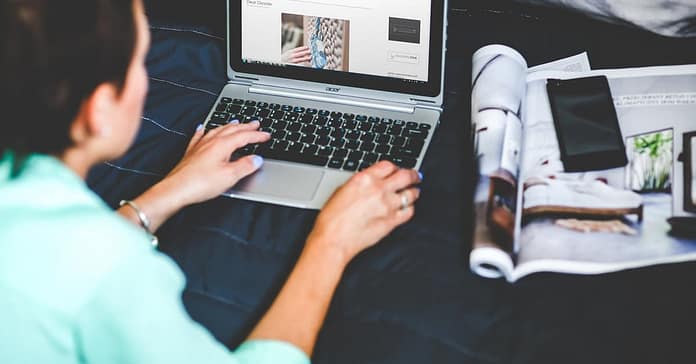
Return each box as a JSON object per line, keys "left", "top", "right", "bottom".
{"left": 241, "top": 0, "right": 433, "bottom": 83}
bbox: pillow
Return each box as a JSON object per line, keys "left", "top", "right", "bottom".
{"left": 516, "top": 0, "right": 696, "bottom": 37}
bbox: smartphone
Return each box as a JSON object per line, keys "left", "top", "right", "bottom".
{"left": 547, "top": 76, "right": 628, "bottom": 172}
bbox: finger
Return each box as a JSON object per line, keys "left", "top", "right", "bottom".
{"left": 207, "top": 120, "right": 259, "bottom": 139}
{"left": 393, "top": 205, "right": 416, "bottom": 225}
{"left": 216, "top": 120, "right": 261, "bottom": 138}
{"left": 218, "top": 130, "right": 272, "bottom": 153}
{"left": 389, "top": 187, "right": 421, "bottom": 212}
{"left": 364, "top": 161, "right": 399, "bottom": 180}
{"left": 185, "top": 123, "right": 206, "bottom": 155}
{"left": 226, "top": 154, "right": 265, "bottom": 183}
{"left": 294, "top": 48, "right": 311, "bottom": 56}
{"left": 384, "top": 168, "right": 421, "bottom": 192}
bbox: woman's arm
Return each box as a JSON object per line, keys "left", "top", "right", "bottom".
{"left": 247, "top": 162, "right": 421, "bottom": 355}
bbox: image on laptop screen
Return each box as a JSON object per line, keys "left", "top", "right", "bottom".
{"left": 240, "top": 0, "right": 433, "bottom": 84}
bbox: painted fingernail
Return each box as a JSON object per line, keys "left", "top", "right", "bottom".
{"left": 418, "top": 171, "right": 424, "bottom": 181}
{"left": 196, "top": 123, "right": 204, "bottom": 132}
{"left": 229, "top": 119, "right": 240, "bottom": 124}
{"left": 252, "top": 155, "right": 264, "bottom": 168}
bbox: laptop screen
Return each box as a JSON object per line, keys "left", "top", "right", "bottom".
{"left": 229, "top": 0, "right": 445, "bottom": 98}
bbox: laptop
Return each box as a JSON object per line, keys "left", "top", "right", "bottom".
{"left": 203, "top": 0, "right": 449, "bottom": 209}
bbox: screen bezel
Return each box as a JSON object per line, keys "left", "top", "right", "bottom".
{"left": 228, "top": 0, "right": 445, "bottom": 98}
{"left": 546, "top": 76, "right": 628, "bottom": 173}
{"left": 685, "top": 131, "right": 696, "bottom": 213}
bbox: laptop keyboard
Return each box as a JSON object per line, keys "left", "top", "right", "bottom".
{"left": 206, "top": 97, "right": 431, "bottom": 171}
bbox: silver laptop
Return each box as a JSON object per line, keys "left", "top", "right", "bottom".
{"left": 203, "top": 0, "right": 448, "bottom": 209}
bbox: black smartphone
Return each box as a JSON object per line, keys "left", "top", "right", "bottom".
{"left": 547, "top": 76, "right": 628, "bottom": 172}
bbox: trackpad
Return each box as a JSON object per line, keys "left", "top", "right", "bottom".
{"left": 231, "top": 162, "right": 324, "bottom": 201}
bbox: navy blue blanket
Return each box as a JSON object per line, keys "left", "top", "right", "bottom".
{"left": 88, "top": 7, "right": 696, "bottom": 363}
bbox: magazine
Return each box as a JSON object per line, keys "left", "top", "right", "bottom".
{"left": 469, "top": 44, "right": 696, "bottom": 282}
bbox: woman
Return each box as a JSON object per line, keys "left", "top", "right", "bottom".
{"left": 0, "top": 0, "right": 421, "bottom": 363}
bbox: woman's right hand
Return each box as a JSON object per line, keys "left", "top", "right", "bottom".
{"left": 306, "top": 161, "right": 422, "bottom": 263}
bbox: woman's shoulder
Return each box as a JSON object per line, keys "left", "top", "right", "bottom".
{"left": 0, "top": 197, "right": 156, "bottom": 315}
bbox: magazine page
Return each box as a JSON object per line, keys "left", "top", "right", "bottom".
{"left": 511, "top": 65, "right": 696, "bottom": 282}
{"left": 469, "top": 45, "right": 592, "bottom": 280}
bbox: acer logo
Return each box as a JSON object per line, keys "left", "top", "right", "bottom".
{"left": 326, "top": 87, "right": 341, "bottom": 93}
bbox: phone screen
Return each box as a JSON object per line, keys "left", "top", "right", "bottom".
{"left": 547, "top": 76, "right": 628, "bottom": 172}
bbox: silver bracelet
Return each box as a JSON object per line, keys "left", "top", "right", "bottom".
{"left": 119, "top": 200, "right": 159, "bottom": 247}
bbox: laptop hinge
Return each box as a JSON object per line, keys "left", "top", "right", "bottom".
{"left": 411, "top": 98, "right": 443, "bottom": 112}
{"left": 247, "top": 84, "right": 416, "bottom": 114}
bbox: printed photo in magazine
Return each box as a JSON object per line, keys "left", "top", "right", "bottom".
{"left": 469, "top": 45, "right": 696, "bottom": 282}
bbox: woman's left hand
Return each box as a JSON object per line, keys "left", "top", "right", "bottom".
{"left": 162, "top": 121, "right": 271, "bottom": 206}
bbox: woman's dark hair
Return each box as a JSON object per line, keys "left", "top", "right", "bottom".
{"left": 0, "top": 0, "right": 137, "bottom": 167}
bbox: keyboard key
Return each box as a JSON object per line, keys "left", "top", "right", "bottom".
{"left": 359, "top": 161, "right": 374, "bottom": 171}
{"left": 282, "top": 105, "right": 293, "bottom": 112}
{"left": 419, "top": 123, "right": 432, "bottom": 130}
{"left": 316, "top": 136, "right": 331, "bottom": 146}
{"left": 257, "top": 102, "right": 269, "bottom": 108}
{"left": 300, "top": 114, "right": 315, "bottom": 123}
{"left": 286, "top": 132, "right": 302, "bottom": 143}
{"left": 406, "top": 121, "right": 419, "bottom": 129}
{"left": 330, "top": 138, "right": 346, "bottom": 148}
{"left": 344, "top": 119, "right": 358, "bottom": 129}
{"left": 373, "top": 124, "right": 387, "bottom": 133}
{"left": 316, "top": 127, "right": 331, "bottom": 136}
{"left": 406, "top": 138, "right": 425, "bottom": 151}
{"left": 301, "top": 124, "right": 317, "bottom": 135}
{"left": 227, "top": 104, "right": 242, "bottom": 114}
{"left": 392, "top": 147, "right": 420, "bottom": 158}
{"left": 306, "top": 108, "right": 318, "bottom": 115}
{"left": 288, "top": 141, "right": 303, "bottom": 153}
{"left": 375, "top": 144, "right": 391, "bottom": 154}
{"left": 315, "top": 116, "right": 329, "bottom": 126}
{"left": 333, "top": 149, "right": 349, "bottom": 160}
{"left": 206, "top": 123, "right": 224, "bottom": 130}
{"left": 356, "top": 115, "right": 368, "bottom": 122}
{"left": 245, "top": 100, "right": 256, "bottom": 106}
{"left": 343, "top": 160, "right": 359, "bottom": 171}
{"left": 346, "top": 130, "right": 361, "bottom": 140}
{"left": 257, "top": 108, "right": 271, "bottom": 118}
{"left": 404, "top": 129, "right": 429, "bottom": 139}
{"left": 261, "top": 149, "right": 329, "bottom": 167}
{"left": 212, "top": 112, "right": 230, "bottom": 120}
{"left": 392, "top": 136, "right": 407, "bottom": 147}
{"left": 300, "top": 133, "right": 316, "bottom": 144}
{"left": 393, "top": 120, "right": 406, "bottom": 127}
{"left": 358, "top": 122, "right": 372, "bottom": 132}
{"left": 241, "top": 107, "right": 256, "bottom": 116}
{"left": 317, "top": 146, "right": 334, "bottom": 156}
{"left": 272, "top": 130, "right": 287, "bottom": 140}
{"left": 294, "top": 106, "right": 306, "bottom": 113}
{"left": 343, "top": 113, "right": 355, "bottom": 120}
{"left": 274, "top": 140, "right": 290, "bottom": 151}
{"left": 260, "top": 118, "right": 273, "bottom": 128}
{"left": 287, "top": 122, "right": 302, "bottom": 132}
{"left": 375, "top": 134, "right": 391, "bottom": 144}
{"left": 319, "top": 110, "right": 331, "bottom": 117}
{"left": 368, "top": 116, "right": 381, "bottom": 123}
{"left": 269, "top": 103, "right": 281, "bottom": 110}
{"left": 330, "top": 129, "right": 346, "bottom": 139}
{"left": 284, "top": 112, "right": 299, "bottom": 122}
{"left": 345, "top": 140, "right": 360, "bottom": 150}
{"left": 304, "top": 144, "right": 318, "bottom": 155}
{"left": 360, "top": 132, "right": 375, "bottom": 142}
{"left": 270, "top": 110, "right": 285, "bottom": 119}
{"left": 348, "top": 151, "right": 364, "bottom": 161}
{"left": 216, "top": 103, "right": 227, "bottom": 112}
{"left": 385, "top": 156, "right": 417, "bottom": 169}
{"left": 364, "top": 153, "right": 379, "bottom": 163}
{"left": 329, "top": 158, "right": 344, "bottom": 169}
{"left": 359, "top": 142, "right": 375, "bottom": 153}
{"left": 387, "top": 126, "right": 403, "bottom": 136}
{"left": 327, "top": 118, "right": 342, "bottom": 128}
{"left": 272, "top": 120, "right": 288, "bottom": 130}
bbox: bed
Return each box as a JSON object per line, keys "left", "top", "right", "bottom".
{"left": 87, "top": 1, "right": 696, "bottom": 363}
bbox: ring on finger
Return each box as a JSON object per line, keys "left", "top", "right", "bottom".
{"left": 400, "top": 192, "right": 410, "bottom": 210}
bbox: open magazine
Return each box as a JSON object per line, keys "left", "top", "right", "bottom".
{"left": 470, "top": 44, "right": 696, "bottom": 282}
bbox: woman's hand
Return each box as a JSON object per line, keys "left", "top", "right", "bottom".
{"left": 118, "top": 121, "right": 270, "bottom": 232}
{"left": 163, "top": 121, "right": 271, "bottom": 206}
{"left": 307, "top": 161, "right": 422, "bottom": 263}
{"left": 281, "top": 46, "right": 311, "bottom": 65}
